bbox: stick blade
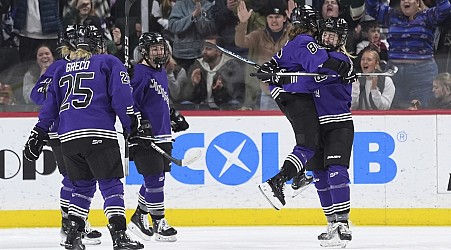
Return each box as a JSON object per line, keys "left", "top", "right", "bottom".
{"left": 181, "top": 149, "right": 202, "bottom": 166}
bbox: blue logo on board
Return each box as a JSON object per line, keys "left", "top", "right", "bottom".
{"left": 205, "top": 132, "right": 259, "bottom": 185}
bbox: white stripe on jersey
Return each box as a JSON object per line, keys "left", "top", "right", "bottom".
{"left": 48, "top": 132, "right": 59, "bottom": 140}
{"left": 318, "top": 113, "right": 353, "bottom": 125}
{"left": 59, "top": 129, "right": 117, "bottom": 143}
{"left": 270, "top": 87, "right": 284, "bottom": 99}
{"left": 154, "top": 134, "right": 173, "bottom": 143}
{"left": 126, "top": 105, "right": 134, "bottom": 115}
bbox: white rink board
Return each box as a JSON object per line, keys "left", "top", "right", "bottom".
{"left": 0, "top": 114, "right": 451, "bottom": 210}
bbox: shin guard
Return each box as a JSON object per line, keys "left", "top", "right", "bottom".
{"left": 143, "top": 173, "right": 165, "bottom": 219}
{"left": 98, "top": 178, "right": 125, "bottom": 221}
{"left": 69, "top": 179, "right": 96, "bottom": 221}
{"left": 60, "top": 174, "right": 74, "bottom": 217}
{"left": 313, "top": 170, "right": 335, "bottom": 222}
{"left": 328, "top": 165, "right": 351, "bottom": 218}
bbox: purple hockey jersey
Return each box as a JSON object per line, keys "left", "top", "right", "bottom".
{"left": 270, "top": 34, "right": 340, "bottom": 94}
{"left": 311, "top": 51, "right": 353, "bottom": 129}
{"left": 130, "top": 64, "right": 172, "bottom": 142}
{"left": 36, "top": 54, "right": 135, "bottom": 154}
{"left": 30, "top": 58, "right": 70, "bottom": 142}
{"left": 270, "top": 34, "right": 353, "bottom": 128}
{"left": 30, "top": 58, "right": 69, "bottom": 105}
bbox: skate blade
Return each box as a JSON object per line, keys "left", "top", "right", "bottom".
{"left": 82, "top": 237, "right": 101, "bottom": 245}
{"left": 155, "top": 234, "right": 177, "bottom": 242}
{"left": 258, "top": 183, "right": 283, "bottom": 210}
{"left": 60, "top": 237, "right": 100, "bottom": 246}
{"left": 320, "top": 239, "right": 349, "bottom": 248}
{"left": 291, "top": 184, "right": 312, "bottom": 198}
{"left": 127, "top": 222, "right": 153, "bottom": 241}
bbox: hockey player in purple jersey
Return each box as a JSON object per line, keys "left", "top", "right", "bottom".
{"left": 23, "top": 25, "right": 144, "bottom": 250}
{"left": 256, "top": 7, "right": 355, "bottom": 247}
{"left": 28, "top": 25, "right": 102, "bottom": 247}
{"left": 257, "top": 5, "right": 355, "bottom": 209}
{"left": 308, "top": 16, "right": 354, "bottom": 248}
{"left": 126, "top": 32, "right": 189, "bottom": 242}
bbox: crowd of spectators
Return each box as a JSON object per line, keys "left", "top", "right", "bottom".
{"left": 0, "top": 0, "right": 451, "bottom": 111}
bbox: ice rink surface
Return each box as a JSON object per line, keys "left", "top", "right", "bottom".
{"left": 1, "top": 226, "right": 450, "bottom": 250}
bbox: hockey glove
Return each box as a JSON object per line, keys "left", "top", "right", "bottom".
{"left": 256, "top": 60, "right": 278, "bottom": 83}
{"left": 322, "top": 58, "right": 357, "bottom": 84}
{"left": 24, "top": 126, "right": 48, "bottom": 161}
{"left": 170, "top": 108, "right": 189, "bottom": 133}
{"left": 256, "top": 61, "right": 289, "bottom": 87}
{"left": 340, "top": 64, "right": 357, "bottom": 84}
{"left": 129, "top": 119, "right": 154, "bottom": 148}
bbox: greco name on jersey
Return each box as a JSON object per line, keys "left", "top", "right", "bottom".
{"left": 66, "top": 61, "right": 91, "bottom": 72}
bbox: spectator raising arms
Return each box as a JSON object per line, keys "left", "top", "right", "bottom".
{"left": 319, "top": 0, "right": 366, "bottom": 53}
{"left": 366, "top": 0, "right": 451, "bottom": 109}
{"left": 234, "top": 0, "right": 294, "bottom": 110}
{"left": 352, "top": 48, "right": 395, "bottom": 110}
{"left": 210, "top": 0, "right": 248, "bottom": 57}
{"left": 168, "top": 0, "right": 217, "bottom": 72}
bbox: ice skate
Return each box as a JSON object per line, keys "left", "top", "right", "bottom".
{"left": 60, "top": 218, "right": 101, "bottom": 246}
{"left": 60, "top": 218, "right": 70, "bottom": 239}
{"left": 291, "top": 172, "right": 314, "bottom": 198}
{"left": 108, "top": 224, "right": 144, "bottom": 250}
{"left": 318, "top": 222, "right": 339, "bottom": 248}
{"left": 258, "top": 172, "right": 288, "bottom": 210}
{"left": 318, "top": 221, "right": 351, "bottom": 248}
{"left": 127, "top": 210, "right": 154, "bottom": 241}
{"left": 336, "top": 221, "right": 352, "bottom": 247}
{"left": 62, "top": 220, "right": 85, "bottom": 250}
{"left": 152, "top": 218, "right": 177, "bottom": 242}
{"left": 82, "top": 221, "right": 102, "bottom": 245}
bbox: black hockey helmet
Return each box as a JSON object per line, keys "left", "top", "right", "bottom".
{"left": 319, "top": 17, "right": 348, "bottom": 50}
{"left": 59, "top": 24, "right": 78, "bottom": 51}
{"left": 74, "top": 25, "right": 103, "bottom": 53}
{"left": 138, "top": 32, "right": 169, "bottom": 66}
{"left": 87, "top": 25, "right": 104, "bottom": 52}
{"left": 290, "top": 5, "right": 322, "bottom": 38}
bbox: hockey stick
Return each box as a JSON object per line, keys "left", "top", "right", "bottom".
{"left": 204, "top": 41, "right": 261, "bottom": 69}
{"left": 123, "top": 132, "right": 129, "bottom": 176}
{"left": 250, "top": 62, "right": 399, "bottom": 77}
{"left": 122, "top": 0, "right": 137, "bottom": 176}
{"left": 124, "top": 0, "right": 137, "bottom": 70}
{"left": 148, "top": 140, "right": 202, "bottom": 166}
{"left": 250, "top": 69, "right": 398, "bottom": 78}
{"left": 121, "top": 132, "right": 202, "bottom": 166}
{"left": 204, "top": 41, "right": 398, "bottom": 77}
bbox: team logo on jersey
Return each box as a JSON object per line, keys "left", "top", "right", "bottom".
{"left": 314, "top": 89, "right": 320, "bottom": 97}
{"left": 37, "top": 78, "right": 52, "bottom": 93}
{"left": 314, "top": 75, "right": 328, "bottom": 82}
{"left": 205, "top": 132, "right": 259, "bottom": 185}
